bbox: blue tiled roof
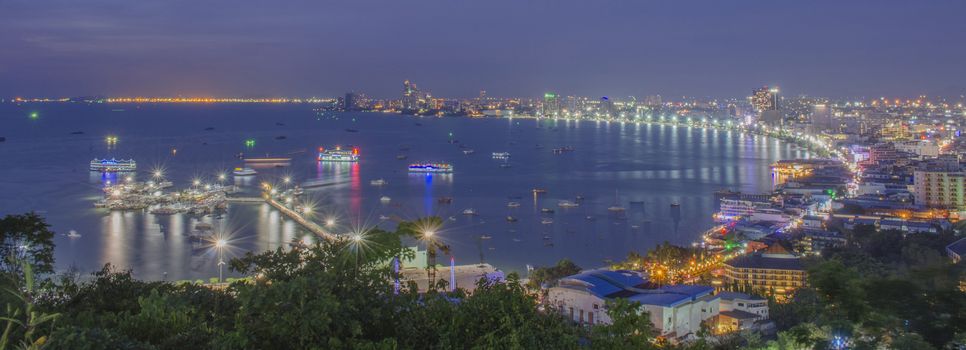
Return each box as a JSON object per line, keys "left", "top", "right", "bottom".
{"left": 561, "top": 270, "right": 713, "bottom": 308}
{"left": 947, "top": 237, "right": 966, "bottom": 256}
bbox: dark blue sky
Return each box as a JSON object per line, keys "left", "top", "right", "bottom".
{"left": 2, "top": 0, "right": 964, "bottom": 99}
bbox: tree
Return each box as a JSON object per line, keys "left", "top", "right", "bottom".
{"left": 527, "top": 259, "right": 582, "bottom": 289}
{"left": 589, "top": 298, "right": 656, "bottom": 350}
{"left": 0, "top": 213, "right": 56, "bottom": 275}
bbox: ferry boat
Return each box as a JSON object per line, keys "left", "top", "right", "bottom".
{"left": 90, "top": 158, "right": 136, "bottom": 172}
{"left": 492, "top": 152, "right": 511, "bottom": 159}
{"left": 233, "top": 167, "right": 257, "bottom": 176}
{"left": 318, "top": 146, "right": 359, "bottom": 162}
{"left": 408, "top": 162, "right": 454, "bottom": 173}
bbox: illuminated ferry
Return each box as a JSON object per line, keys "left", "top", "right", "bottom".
{"left": 89, "top": 158, "right": 136, "bottom": 172}
{"left": 408, "top": 162, "right": 453, "bottom": 173}
{"left": 318, "top": 146, "right": 359, "bottom": 162}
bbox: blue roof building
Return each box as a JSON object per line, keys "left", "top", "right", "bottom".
{"left": 547, "top": 270, "right": 719, "bottom": 342}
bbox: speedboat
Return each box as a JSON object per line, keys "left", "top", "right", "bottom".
{"left": 558, "top": 200, "right": 579, "bottom": 208}
{"left": 462, "top": 208, "right": 477, "bottom": 216}
{"left": 233, "top": 167, "right": 257, "bottom": 176}
{"left": 506, "top": 216, "right": 518, "bottom": 222}
{"left": 379, "top": 215, "right": 390, "bottom": 220}
{"left": 541, "top": 218, "right": 554, "bottom": 225}
{"left": 380, "top": 196, "right": 391, "bottom": 203}
{"left": 480, "top": 235, "right": 492, "bottom": 240}
{"left": 66, "top": 230, "right": 81, "bottom": 238}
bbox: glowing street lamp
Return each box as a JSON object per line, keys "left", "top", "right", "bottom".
{"left": 215, "top": 239, "right": 227, "bottom": 283}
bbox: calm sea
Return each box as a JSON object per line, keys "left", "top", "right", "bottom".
{"left": 0, "top": 103, "right": 809, "bottom": 280}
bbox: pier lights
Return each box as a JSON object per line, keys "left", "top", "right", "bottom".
{"left": 125, "top": 176, "right": 133, "bottom": 183}
{"left": 283, "top": 177, "right": 291, "bottom": 185}
{"left": 325, "top": 218, "right": 336, "bottom": 227}
{"left": 217, "top": 173, "right": 226, "bottom": 182}
{"left": 204, "top": 184, "right": 211, "bottom": 191}
{"left": 192, "top": 179, "right": 201, "bottom": 187}
{"left": 153, "top": 170, "right": 163, "bottom": 180}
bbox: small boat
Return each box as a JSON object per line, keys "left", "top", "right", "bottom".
{"left": 542, "top": 235, "right": 552, "bottom": 240}
{"left": 558, "top": 200, "right": 579, "bottom": 208}
{"left": 607, "top": 206, "right": 626, "bottom": 212}
{"left": 671, "top": 203, "right": 681, "bottom": 207}
{"left": 575, "top": 195, "right": 585, "bottom": 201}
{"left": 397, "top": 155, "right": 408, "bottom": 160}
{"left": 448, "top": 216, "right": 457, "bottom": 221}
{"left": 532, "top": 188, "right": 547, "bottom": 195}
{"left": 585, "top": 215, "right": 596, "bottom": 221}
{"left": 541, "top": 208, "right": 555, "bottom": 214}
{"left": 480, "top": 235, "right": 492, "bottom": 240}
{"left": 507, "top": 201, "right": 521, "bottom": 208}
{"left": 463, "top": 149, "right": 475, "bottom": 155}
{"left": 204, "top": 127, "right": 215, "bottom": 131}
{"left": 437, "top": 197, "right": 453, "bottom": 204}
{"left": 544, "top": 242, "right": 554, "bottom": 247}
{"left": 66, "top": 230, "right": 81, "bottom": 238}
{"left": 462, "top": 208, "right": 477, "bottom": 216}
{"left": 512, "top": 238, "right": 522, "bottom": 242}
{"left": 629, "top": 200, "right": 645, "bottom": 205}
{"left": 552, "top": 146, "right": 575, "bottom": 154}
{"left": 379, "top": 215, "right": 390, "bottom": 220}
{"left": 275, "top": 122, "right": 286, "bottom": 126}
{"left": 541, "top": 218, "right": 554, "bottom": 224}
{"left": 506, "top": 216, "right": 518, "bottom": 222}
{"left": 500, "top": 163, "right": 512, "bottom": 168}
{"left": 492, "top": 152, "right": 511, "bottom": 159}
{"left": 345, "top": 128, "right": 359, "bottom": 133}
{"left": 233, "top": 167, "right": 257, "bottom": 176}
{"left": 380, "top": 196, "right": 391, "bottom": 203}
{"left": 275, "top": 136, "right": 287, "bottom": 140}
{"left": 70, "top": 131, "right": 85, "bottom": 135}
{"left": 370, "top": 179, "right": 388, "bottom": 186}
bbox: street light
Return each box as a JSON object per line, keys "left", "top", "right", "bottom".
{"left": 215, "top": 239, "right": 227, "bottom": 283}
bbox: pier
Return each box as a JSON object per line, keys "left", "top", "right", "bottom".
{"left": 263, "top": 195, "right": 336, "bottom": 241}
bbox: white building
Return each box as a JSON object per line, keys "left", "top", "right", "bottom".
{"left": 546, "top": 270, "right": 718, "bottom": 341}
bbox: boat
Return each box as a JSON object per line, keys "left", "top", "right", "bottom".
{"left": 532, "top": 188, "right": 547, "bottom": 195}
{"left": 462, "top": 208, "right": 477, "bottom": 215}
{"left": 379, "top": 215, "right": 390, "bottom": 220}
{"left": 345, "top": 128, "right": 359, "bottom": 132}
{"left": 541, "top": 208, "right": 555, "bottom": 214}
{"left": 608, "top": 190, "right": 626, "bottom": 212}
{"left": 507, "top": 201, "right": 520, "bottom": 208}
{"left": 506, "top": 216, "right": 518, "bottom": 222}
{"left": 480, "top": 235, "right": 492, "bottom": 240}
{"left": 463, "top": 149, "right": 475, "bottom": 155}
{"left": 575, "top": 195, "right": 586, "bottom": 201}
{"left": 541, "top": 218, "right": 554, "bottom": 224}
{"left": 396, "top": 155, "right": 408, "bottom": 160}
{"left": 243, "top": 156, "right": 292, "bottom": 166}
{"left": 90, "top": 158, "right": 136, "bottom": 172}
{"left": 585, "top": 215, "right": 596, "bottom": 221}
{"left": 552, "top": 146, "right": 575, "bottom": 154}
{"left": 437, "top": 197, "right": 453, "bottom": 204}
{"left": 275, "top": 135, "right": 287, "bottom": 140}
{"left": 408, "top": 162, "right": 454, "bottom": 173}
{"left": 66, "top": 230, "right": 81, "bottom": 238}
{"left": 370, "top": 179, "right": 388, "bottom": 186}
{"left": 558, "top": 200, "right": 579, "bottom": 208}
{"left": 233, "top": 167, "right": 257, "bottom": 176}
{"left": 150, "top": 207, "right": 179, "bottom": 215}
{"left": 492, "top": 152, "right": 511, "bottom": 159}
{"left": 380, "top": 196, "right": 391, "bottom": 203}
{"left": 671, "top": 202, "right": 681, "bottom": 207}
{"left": 70, "top": 131, "right": 85, "bottom": 135}
{"left": 318, "top": 146, "right": 359, "bottom": 162}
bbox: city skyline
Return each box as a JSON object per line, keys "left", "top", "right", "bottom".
{"left": 2, "top": 1, "right": 966, "bottom": 99}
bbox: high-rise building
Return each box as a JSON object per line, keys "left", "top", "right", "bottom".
{"left": 751, "top": 86, "right": 780, "bottom": 125}
{"left": 344, "top": 92, "right": 358, "bottom": 111}
{"left": 543, "top": 92, "right": 560, "bottom": 117}
{"left": 644, "top": 95, "right": 662, "bottom": 106}
{"left": 914, "top": 158, "right": 966, "bottom": 210}
{"left": 402, "top": 80, "right": 419, "bottom": 111}
{"left": 809, "top": 104, "right": 833, "bottom": 132}
{"left": 600, "top": 96, "right": 615, "bottom": 118}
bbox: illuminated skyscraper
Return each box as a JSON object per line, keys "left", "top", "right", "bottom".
{"left": 402, "top": 80, "right": 419, "bottom": 111}
{"left": 751, "top": 86, "right": 781, "bottom": 125}
{"left": 543, "top": 92, "right": 560, "bottom": 117}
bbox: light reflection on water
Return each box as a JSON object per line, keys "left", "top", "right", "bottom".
{"left": 0, "top": 104, "right": 809, "bottom": 280}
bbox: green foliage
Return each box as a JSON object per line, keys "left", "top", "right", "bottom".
{"left": 589, "top": 298, "right": 656, "bottom": 350}
{"left": 1, "top": 262, "right": 60, "bottom": 350}
{"left": 527, "top": 259, "right": 582, "bottom": 289}
{"left": 0, "top": 213, "right": 56, "bottom": 275}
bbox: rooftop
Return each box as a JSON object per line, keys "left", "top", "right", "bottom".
{"left": 558, "top": 270, "right": 714, "bottom": 308}
{"left": 947, "top": 237, "right": 966, "bottom": 256}
{"left": 725, "top": 254, "right": 804, "bottom": 271}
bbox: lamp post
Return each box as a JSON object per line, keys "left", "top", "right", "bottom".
{"left": 215, "top": 239, "right": 227, "bottom": 283}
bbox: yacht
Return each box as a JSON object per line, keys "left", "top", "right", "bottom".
{"left": 318, "top": 146, "right": 359, "bottom": 162}
{"left": 232, "top": 167, "right": 257, "bottom": 176}
{"left": 408, "top": 162, "right": 454, "bottom": 173}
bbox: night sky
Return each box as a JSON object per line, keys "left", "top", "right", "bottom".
{"left": 2, "top": 0, "right": 965, "bottom": 99}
